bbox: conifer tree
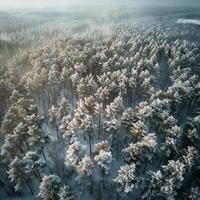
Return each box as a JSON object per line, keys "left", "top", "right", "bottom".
{"left": 38, "top": 175, "right": 61, "bottom": 200}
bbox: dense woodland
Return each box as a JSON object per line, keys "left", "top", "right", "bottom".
{"left": 1, "top": 7, "right": 200, "bottom": 200}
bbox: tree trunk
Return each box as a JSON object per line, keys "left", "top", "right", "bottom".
{"left": 102, "top": 169, "right": 106, "bottom": 190}
{"left": 37, "top": 170, "right": 42, "bottom": 181}
{"left": 116, "top": 191, "right": 120, "bottom": 200}
{"left": 116, "top": 131, "right": 119, "bottom": 161}
{"left": 24, "top": 178, "right": 34, "bottom": 196}
{"left": 143, "top": 161, "right": 148, "bottom": 174}
{"left": 129, "top": 87, "right": 133, "bottom": 106}
{"left": 25, "top": 140, "right": 31, "bottom": 151}
{"left": 89, "top": 135, "right": 92, "bottom": 158}
{"left": 42, "top": 150, "right": 47, "bottom": 162}
{"left": 55, "top": 122, "right": 59, "bottom": 140}
{"left": 98, "top": 118, "right": 101, "bottom": 139}
{"left": 84, "top": 131, "right": 86, "bottom": 141}
{"left": 157, "top": 155, "right": 164, "bottom": 170}
{"left": 124, "top": 127, "right": 129, "bottom": 144}
{"left": 20, "top": 147, "right": 26, "bottom": 156}
{"left": 90, "top": 176, "right": 93, "bottom": 194}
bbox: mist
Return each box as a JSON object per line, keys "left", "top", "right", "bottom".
{"left": 1, "top": 0, "right": 200, "bottom": 9}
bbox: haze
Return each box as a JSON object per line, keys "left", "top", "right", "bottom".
{"left": 1, "top": 0, "right": 200, "bottom": 9}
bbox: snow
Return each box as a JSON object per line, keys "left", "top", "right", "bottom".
{"left": 177, "top": 18, "right": 200, "bottom": 25}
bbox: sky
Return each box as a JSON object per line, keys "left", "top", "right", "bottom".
{"left": 0, "top": 0, "right": 200, "bottom": 9}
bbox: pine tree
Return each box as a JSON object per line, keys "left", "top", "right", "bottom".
{"left": 65, "top": 139, "right": 86, "bottom": 169}
{"left": 80, "top": 114, "right": 94, "bottom": 157}
{"left": 77, "top": 155, "right": 93, "bottom": 177}
{"left": 114, "top": 164, "right": 136, "bottom": 193}
{"left": 7, "top": 157, "right": 24, "bottom": 192}
{"left": 1, "top": 92, "right": 49, "bottom": 161}
{"left": 123, "top": 134, "right": 157, "bottom": 171}
{"left": 94, "top": 140, "right": 110, "bottom": 155}
{"left": 58, "top": 98, "right": 69, "bottom": 119}
{"left": 7, "top": 157, "right": 34, "bottom": 195}
{"left": 22, "top": 151, "right": 45, "bottom": 180}
{"left": 189, "top": 187, "right": 200, "bottom": 200}
{"left": 94, "top": 149, "right": 112, "bottom": 189}
{"left": 144, "top": 160, "right": 185, "bottom": 199}
{"left": 59, "top": 115, "right": 76, "bottom": 140}
{"left": 77, "top": 156, "right": 94, "bottom": 194}
{"left": 130, "top": 120, "right": 147, "bottom": 141}
{"left": 58, "top": 185, "right": 75, "bottom": 200}
{"left": 38, "top": 175, "right": 61, "bottom": 200}
{"left": 49, "top": 105, "right": 59, "bottom": 139}
{"left": 83, "top": 96, "right": 96, "bottom": 115}
{"left": 77, "top": 74, "right": 98, "bottom": 98}
{"left": 94, "top": 102, "right": 103, "bottom": 139}
{"left": 105, "top": 96, "right": 123, "bottom": 119}
{"left": 95, "top": 86, "right": 110, "bottom": 107}
{"left": 122, "top": 107, "right": 136, "bottom": 143}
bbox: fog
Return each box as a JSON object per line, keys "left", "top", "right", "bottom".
{"left": 177, "top": 18, "right": 200, "bottom": 25}
{"left": 1, "top": 0, "right": 200, "bottom": 9}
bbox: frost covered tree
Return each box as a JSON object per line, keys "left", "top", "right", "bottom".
{"left": 58, "top": 97, "right": 69, "bottom": 119}
{"left": 104, "top": 117, "right": 118, "bottom": 155}
{"left": 76, "top": 155, "right": 94, "bottom": 193}
{"left": 114, "top": 164, "right": 137, "bottom": 193}
{"left": 123, "top": 134, "right": 157, "bottom": 173}
{"left": 73, "top": 99, "right": 94, "bottom": 156}
{"left": 38, "top": 175, "right": 61, "bottom": 200}
{"left": 121, "top": 107, "right": 136, "bottom": 144}
{"left": 83, "top": 96, "right": 96, "bottom": 115}
{"left": 22, "top": 151, "right": 45, "bottom": 181}
{"left": 80, "top": 114, "right": 94, "bottom": 157}
{"left": 144, "top": 160, "right": 186, "bottom": 199}
{"left": 77, "top": 155, "right": 93, "bottom": 177}
{"left": 94, "top": 148, "right": 112, "bottom": 189}
{"left": 104, "top": 96, "right": 123, "bottom": 158}
{"left": 130, "top": 120, "right": 147, "bottom": 141}
{"left": 7, "top": 157, "right": 34, "bottom": 195}
{"left": 94, "top": 140, "right": 110, "bottom": 155}
{"left": 49, "top": 105, "right": 59, "bottom": 138}
{"left": 1, "top": 92, "right": 49, "bottom": 161}
{"left": 7, "top": 151, "right": 45, "bottom": 195}
{"left": 189, "top": 187, "right": 200, "bottom": 200}
{"left": 186, "top": 114, "right": 200, "bottom": 149}
{"left": 95, "top": 86, "right": 110, "bottom": 107}
{"left": 76, "top": 74, "right": 98, "bottom": 98}
{"left": 94, "top": 102, "right": 103, "bottom": 139}
{"left": 65, "top": 139, "right": 86, "bottom": 169}
{"left": 59, "top": 115, "right": 76, "bottom": 140}
{"left": 105, "top": 96, "right": 123, "bottom": 119}
{"left": 48, "top": 67, "right": 60, "bottom": 103}
{"left": 58, "top": 185, "right": 75, "bottom": 200}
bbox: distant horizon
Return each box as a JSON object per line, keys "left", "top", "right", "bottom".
{"left": 0, "top": 0, "right": 200, "bottom": 10}
{"left": 1, "top": 4, "right": 200, "bottom": 11}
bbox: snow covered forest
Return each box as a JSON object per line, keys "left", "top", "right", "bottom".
{"left": 1, "top": 6, "right": 200, "bottom": 200}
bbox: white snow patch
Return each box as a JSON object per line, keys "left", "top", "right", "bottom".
{"left": 177, "top": 18, "right": 200, "bottom": 25}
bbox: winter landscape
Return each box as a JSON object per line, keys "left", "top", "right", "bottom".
{"left": 1, "top": 0, "right": 200, "bottom": 199}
